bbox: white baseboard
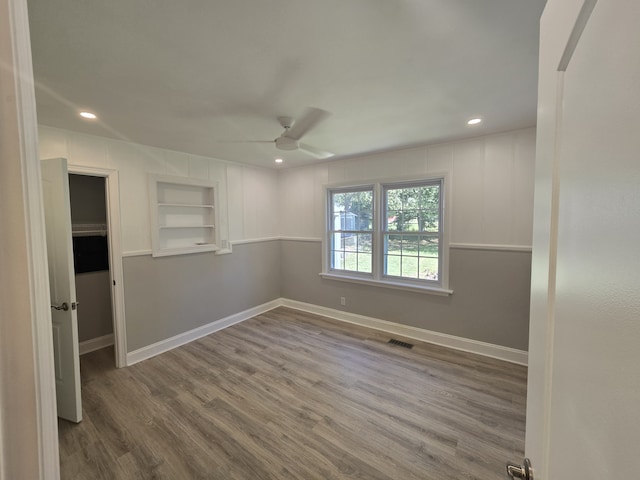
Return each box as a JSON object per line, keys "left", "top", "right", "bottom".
{"left": 280, "top": 299, "right": 528, "bottom": 366}
{"left": 125, "top": 297, "right": 527, "bottom": 367}
{"left": 126, "top": 299, "right": 281, "bottom": 366}
{"left": 79, "top": 334, "right": 114, "bottom": 355}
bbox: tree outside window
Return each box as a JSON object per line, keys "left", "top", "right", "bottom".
{"left": 383, "top": 182, "right": 441, "bottom": 281}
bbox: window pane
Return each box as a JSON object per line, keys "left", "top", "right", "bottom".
{"left": 344, "top": 252, "right": 358, "bottom": 271}
{"left": 385, "top": 254, "right": 401, "bottom": 277}
{"left": 418, "top": 236, "right": 438, "bottom": 280}
{"left": 342, "top": 233, "right": 357, "bottom": 252}
{"left": 386, "top": 210, "right": 401, "bottom": 231}
{"left": 419, "top": 185, "right": 439, "bottom": 208}
{"left": 385, "top": 234, "right": 403, "bottom": 255}
{"left": 384, "top": 235, "right": 421, "bottom": 278}
{"left": 419, "top": 257, "right": 439, "bottom": 280}
{"left": 331, "top": 250, "right": 344, "bottom": 270}
{"left": 357, "top": 253, "right": 372, "bottom": 273}
{"left": 419, "top": 209, "right": 440, "bottom": 232}
{"left": 401, "top": 210, "right": 419, "bottom": 231}
{"left": 331, "top": 190, "right": 373, "bottom": 232}
{"left": 401, "top": 256, "right": 418, "bottom": 279}
{"left": 402, "top": 235, "right": 419, "bottom": 254}
{"left": 386, "top": 189, "right": 402, "bottom": 212}
{"left": 386, "top": 185, "right": 440, "bottom": 228}
{"left": 358, "top": 234, "right": 372, "bottom": 252}
{"left": 418, "top": 236, "right": 439, "bottom": 256}
{"left": 357, "top": 210, "right": 373, "bottom": 230}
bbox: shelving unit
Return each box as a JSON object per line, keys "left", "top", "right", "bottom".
{"left": 149, "top": 175, "right": 220, "bottom": 257}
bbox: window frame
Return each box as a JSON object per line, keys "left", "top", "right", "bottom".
{"left": 381, "top": 178, "right": 443, "bottom": 283}
{"left": 327, "top": 185, "right": 375, "bottom": 277}
{"left": 322, "top": 175, "right": 452, "bottom": 296}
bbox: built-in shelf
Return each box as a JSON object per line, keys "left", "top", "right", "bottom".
{"left": 149, "top": 175, "right": 220, "bottom": 257}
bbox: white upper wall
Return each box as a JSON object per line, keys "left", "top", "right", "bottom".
{"left": 226, "top": 163, "right": 279, "bottom": 242}
{"left": 39, "top": 125, "right": 535, "bottom": 252}
{"left": 38, "top": 126, "right": 279, "bottom": 254}
{"left": 279, "top": 128, "right": 536, "bottom": 247}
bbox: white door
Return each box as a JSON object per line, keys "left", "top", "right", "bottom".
{"left": 525, "top": 0, "right": 640, "bottom": 478}
{"left": 42, "top": 157, "right": 82, "bottom": 423}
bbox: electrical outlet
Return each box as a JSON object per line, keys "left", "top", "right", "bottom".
{"left": 340, "top": 297, "right": 346, "bottom": 306}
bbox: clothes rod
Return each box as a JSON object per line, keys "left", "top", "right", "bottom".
{"left": 72, "top": 223, "right": 108, "bottom": 237}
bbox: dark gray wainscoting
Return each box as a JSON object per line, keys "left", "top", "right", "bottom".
{"left": 281, "top": 240, "right": 531, "bottom": 351}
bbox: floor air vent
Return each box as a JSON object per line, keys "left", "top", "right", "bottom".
{"left": 388, "top": 338, "right": 414, "bottom": 349}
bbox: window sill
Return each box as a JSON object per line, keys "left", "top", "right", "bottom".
{"left": 319, "top": 272, "right": 453, "bottom": 296}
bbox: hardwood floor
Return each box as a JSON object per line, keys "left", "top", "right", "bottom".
{"left": 59, "top": 307, "right": 527, "bottom": 479}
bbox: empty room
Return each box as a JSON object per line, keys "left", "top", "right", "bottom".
{"left": 3, "top": 0, "right": 640, "bottom": 479}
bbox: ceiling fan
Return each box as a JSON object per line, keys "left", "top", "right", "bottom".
{"left": 236, "top": 108, "right": 334, "bottom": 159}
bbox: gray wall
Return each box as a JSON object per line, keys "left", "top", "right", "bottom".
{"left": 123, "top": 241, "right": 282, "bottom": 351}
{"left": 281, "top": 240, "right": 531, "bottom": 350}
{"left": 75, "top": 271, "right": 113, "bottom": 342}
{"left": 123, "top": 239, "right": 530, "bottom": 352}
{"left": 68, "top": 174, "right": 107, "bottom": 224}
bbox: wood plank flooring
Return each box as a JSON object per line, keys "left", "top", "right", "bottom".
{"left": 58, "top": 307, "right": 527, "bottom": 479}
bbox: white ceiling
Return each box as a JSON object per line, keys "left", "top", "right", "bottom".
{"left": 27, "top": 0, "right": 546, "bottom": 168}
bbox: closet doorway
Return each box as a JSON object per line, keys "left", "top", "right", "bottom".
{"left": 68, "top": 166, "right": 126, "bottom": 368}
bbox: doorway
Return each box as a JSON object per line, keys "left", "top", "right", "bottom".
{"left": 68, "top": 174, "right": 115, "bottom": 361}
{"left": 68, "top": 165, "right": 127, "bottom": 368}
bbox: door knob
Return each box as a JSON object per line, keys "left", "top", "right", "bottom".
{"left": 506, "top": 458, "right": 533, "bottom": 480}
{"left": 51, "top": 302, "right": 69, "bottom": 311}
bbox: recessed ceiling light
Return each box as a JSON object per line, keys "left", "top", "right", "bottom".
{"left": 79, "top": 111, "right": 97, "bottom": 120}
{"left": 275, "top": 158, "right": 283, "bottom": 164}
{"left": 467, "top": 118, "right": 482, "bottom": 125}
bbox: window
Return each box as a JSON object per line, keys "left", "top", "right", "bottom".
{"left": 383, "top": 181, "right": 442, "bottom": 281}
{"left": 325, "top": 177, "right": 449, "bottom": 294}
{"left": 328, "top": 188, "right": 373, "bottom": 274}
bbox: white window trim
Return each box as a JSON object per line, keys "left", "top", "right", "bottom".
{"left": 322, "top": 174, "right": 452, "bottom": 295}
{"left": 327, "top": 184, "right": 374, "bottom": 274}
{"left": 318, "top": 271, "right": 453, "bottom": 296}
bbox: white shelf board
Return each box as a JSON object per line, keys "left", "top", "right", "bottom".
{"left": 159, "top": 225, "right": 215, "bottom": 229}
{"left": 152, "top": 243, "right": 220, "bottom": 257}
{"left": 158, "top": 203, "right": 214, "bottom": 208}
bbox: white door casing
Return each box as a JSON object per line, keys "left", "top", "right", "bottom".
{"left": 1, "top": 0, "right": 60, "bottom": 477}
{"left": 68, "top": 165, "right": 128, "bottom": 368}
{"left": 527, "top": 0, "right": 640, "bottom": 478}
{"left": 42, "top": 158, "right": 82, "bottom": 423}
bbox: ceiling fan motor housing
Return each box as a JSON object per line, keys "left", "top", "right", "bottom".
{"left": 277, "top": 116, "right": 294, "bottom": 129}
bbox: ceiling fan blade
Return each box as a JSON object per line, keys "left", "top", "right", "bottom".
{"left": 298, "top": 143, "right": 335, "bottom": 159}
{"left": 285, "top": 107, "right": 330, "bottom": 140}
